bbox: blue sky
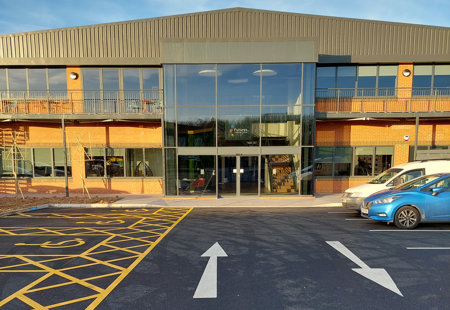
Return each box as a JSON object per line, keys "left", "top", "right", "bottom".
{"left": 0, "top": 0, "right": 449, "bottom": 35}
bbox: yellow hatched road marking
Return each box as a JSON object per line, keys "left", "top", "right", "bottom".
{"left": 85, "top": 207, "right": 193, "bottom": 310}
{"left": 0, "top": 207, "right": 193, "bottom": 309}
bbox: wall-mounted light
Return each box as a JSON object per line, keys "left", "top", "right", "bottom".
{"left": 402, "top": 69, "right": 411, "bottom": 77}
{"left": 69, "top": 72, "right": 79, "bottom": 80}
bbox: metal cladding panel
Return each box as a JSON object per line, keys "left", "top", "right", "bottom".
{"left": 0, "top": 8, "right": 449, "bottom": 65}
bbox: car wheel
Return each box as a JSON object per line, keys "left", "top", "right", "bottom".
{"left": 394, "top": 206, "right": 420, "bottom": 229}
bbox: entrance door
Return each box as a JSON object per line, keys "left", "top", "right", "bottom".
{"left": 218, "top": 155, "right": 258, "bottom": 196}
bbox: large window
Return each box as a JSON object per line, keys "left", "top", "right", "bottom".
{"left": 315, "top": 146, "right": 393, "bottom": 177}
{"left": 316, "top": 65, "right": 397, "bottom": 97}
{"left": 0, "top": 147, "right": 71, "bottom": 178}
{"left": 413, "top": 64, "right": 450, "bottom": 96}
{"left": 85, "top": 148, "right": 162, "bottom": 178}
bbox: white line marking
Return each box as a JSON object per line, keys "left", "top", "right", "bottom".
{"left": 193, "top": 242, "right": 228, "bottom": 299}
{"left": 326, "top": 241, "right": 403, "bottom": 296}
{"left": 371, "top": 230, "right": 450, "bottom": 232}
{"left": 406, "top": 247, "right": 450, "bottom": 250}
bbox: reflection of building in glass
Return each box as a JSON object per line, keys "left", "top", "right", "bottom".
{"left": 0, "top": 8, "right": 449, "bottom": 196}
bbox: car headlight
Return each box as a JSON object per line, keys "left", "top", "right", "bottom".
{"left": 374, "top": 196, "right": 401, "bottom": 204}
{"left": 348, "top": 192, "right": 362, "bottom": 198}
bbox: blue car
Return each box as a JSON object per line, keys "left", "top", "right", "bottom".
{"left": 361, "top": 173, "right": 450, "bottom": 229}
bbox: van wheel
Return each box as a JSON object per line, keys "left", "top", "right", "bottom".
{"left": 394, "top": 206, "right": 420, "bottom": 229}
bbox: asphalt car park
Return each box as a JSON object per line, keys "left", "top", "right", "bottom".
{"left": 2, "top": 207, "right": 450, "bottom": 309}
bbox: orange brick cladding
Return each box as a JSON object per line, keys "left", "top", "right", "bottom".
{"left": 0, "top": 122, "right": 163, "bottom": 195}
{"left": 315, "top": 119, "right": 450, "bottom": 193}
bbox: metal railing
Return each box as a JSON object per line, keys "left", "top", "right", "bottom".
{"left": 315, "top": 87, "right": 450, "bottom": 113}
{"left": 0, "top": 90, "right": 163, "bottom": 115}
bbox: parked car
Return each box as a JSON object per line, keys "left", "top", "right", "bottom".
{"left": 361, "top": 173, "right": 450, "bottom": 229}
{"left": 342, "top": 160, "right": 450, "bottom": 210}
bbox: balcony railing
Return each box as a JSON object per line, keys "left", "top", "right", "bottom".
{"left": 315, "top": 87, "right": 450, "bottom": 113}
{"left": 0, "top": 90, "right": 163, "bottom": 116}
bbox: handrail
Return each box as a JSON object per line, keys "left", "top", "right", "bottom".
{"left": 0, "top": 90, "right": 164, "bottom": 115}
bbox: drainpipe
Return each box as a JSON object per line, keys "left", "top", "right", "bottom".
{"left": 414, "top": 116, "right": 419, "bottom": 161}
{"left": 62, "top": 117, "right": 69, "bottom": 197}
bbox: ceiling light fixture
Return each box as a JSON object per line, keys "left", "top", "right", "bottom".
{"left": 253, "top": 69, "right": 277, "bottom": 77}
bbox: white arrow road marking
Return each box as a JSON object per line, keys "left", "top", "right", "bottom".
{"left": 326, "top": 241, "right": 403, "bottom": 297}
{"left": 193, "top": 242, "right": 228, "bottom": 299}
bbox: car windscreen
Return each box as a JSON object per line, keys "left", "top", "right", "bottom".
{"left": 395, "top": 175, "right": 441, "bottom": 191}
{"left": 368, "top": 168, "right": 402, "bottom": 184}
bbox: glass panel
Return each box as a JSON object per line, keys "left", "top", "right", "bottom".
{"left": 261, "top": 154, "right": 299, "bottom": 195}
{"left": 123, "top": 69, "right": 140, "bottom": 90}
{"left": 28, "top": 69, "right": 47, "bottom": 98}
{"left": 434, "top": 65, "right": 450, "bottom": 95}
{"left": 357, "top": 66, "right": 376, "bottom": 96}
{"left": 164, "top": 66, "right": 176, "bottom": 147}
{"left": 106, "top": 148, "right": 124, "bottom": 177}
{"left": 334, "top": 147, "right": 352, "bottom": 176}
{"left": 33, "top": 148, "right": 52, "bottom": 177}
{"left": 144, "top": 148, "right": 163, "bottom": 177}
{"left": 177, "top": 65, "right": 216, "bottom": 106}
{"left": 85, "top": 148, "right": 105, "bottom": 177}
{"left": 302, "top": 105, "right": 314, "bottom": 146}
{"left": 8, "top": 69, "right": 26, "bottom": 96}
{"left": 374, "top": 146, "right": 393, "bottom": 175}
{"left": 48, "top": 69, "right": 67, "bottom": 91}
{"left": 177, "top": 107, "right": 215, "bottom": 147}
{"left": 103, "top": 69, "right": 119, "bottom": 113}
{"left": 316, "top": 67, "right": 336, "bottom": 97}
{"left": 314, "top": 147, "right": 333, "bottom": 176}
{"left": 218, "top": 64, "right": 260, "bottom": 106}
{"left": 261, "top": 64, "right": 301, "bottom": 105}
{"left": 354, "top": 147, "right": 373, "bottom": 176}
{"left": 337, "top": 66, "right": 356, "bottom": 97}
{"left": 301, "top": 147, "right": 313, "bottom": 195}
{"left": 126, "top": 148, "right": 144, "bottom": 177}
{"left": 302, "top": 63, "right": 315, "bottom": 105}
{"left": 218, "top": 156, "right": 236, "bottom": 196}
{"left": 413, "top": 65, "right": 432, "bottom": 96}
{"left": 217, "top": 106, "right": 260, "bottom": 146}
{"left": 54, "top": 148, "right": 71, "bottom": 177}
{"left": 142, "top": 69, "right": 159, "bottom": 90}
{"left": 261, "top": 106, "right": 300, "bottom": 146}
{"left": 178, "top": 155, "right": 215, "bottom": 196}
{"left": 83, "top": 69, "right": 101, "bottom": 113}
{"left": 165, "top": 148, "right": 177, "bottom": 195}
{"left": 0, "top": 69, "right": 6, "bottom": 92}
{"left": 0, "top": 147, "right": 32, "bottom": 177}
{"left": 240, "top": 156, "right": 259, "bottom": 195}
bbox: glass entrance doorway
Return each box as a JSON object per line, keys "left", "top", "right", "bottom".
{"left": 218, "top": 155, "right": 258, "bottom": 196}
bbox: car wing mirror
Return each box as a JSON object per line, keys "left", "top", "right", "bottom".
{"left": 432, "top": 187, "right": 445, "bottom": 196}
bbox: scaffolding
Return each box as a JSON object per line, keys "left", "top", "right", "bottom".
{"left": 0, "top": 130, "right": 28, "bottom": 199}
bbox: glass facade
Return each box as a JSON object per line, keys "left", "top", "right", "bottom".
{"left": 163, "top": 63, "right": 315, "bottom": 196}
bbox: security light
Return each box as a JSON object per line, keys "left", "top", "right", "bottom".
{"left": 402, "top": 69, "right": 411, "bottom": 77}
{"left": 69, "top": 72, "right": 79, "bottom": 80}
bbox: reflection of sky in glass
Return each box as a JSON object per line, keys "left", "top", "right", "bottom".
{"left": 0, "top": 69, "right": 6, "bottom": 91}
{"left": 102, "top": 69, "right": 119, "bottom": 90}
{"left": 48, "top": 69, "right": 67, "bottom": 90}
{"left": 218, "top": 64, "right": 260, "bottom": 106}
{"left": 123, "top": 69, "right": 140, "bottom": 90}
{"left": 262, "top": 64, "right": 301, "bottom": 105}
{"left": 177, "top": 65, "right": 215, "bottom": 106}
{"left": 28, "top": 69, "right": 46, "bottom": 90}
{"left": 218, "top": 106, "right": 260, "bottom": 121}
{"left": 143, "top": 69, "right": 159, "bottom": 89}
{"left": 83, "top": 69, "right": 100, "bottom": 90}
{"left": 8, "top": 68, "right": 26, "bottom": 91}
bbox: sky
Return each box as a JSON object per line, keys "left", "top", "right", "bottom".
{"left": 0, "top": 0, "right": 449, "bottom": 35}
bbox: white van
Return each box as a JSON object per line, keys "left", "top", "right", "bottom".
{"left": 342, "top": 160, "right": 450, "bottom": 210}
